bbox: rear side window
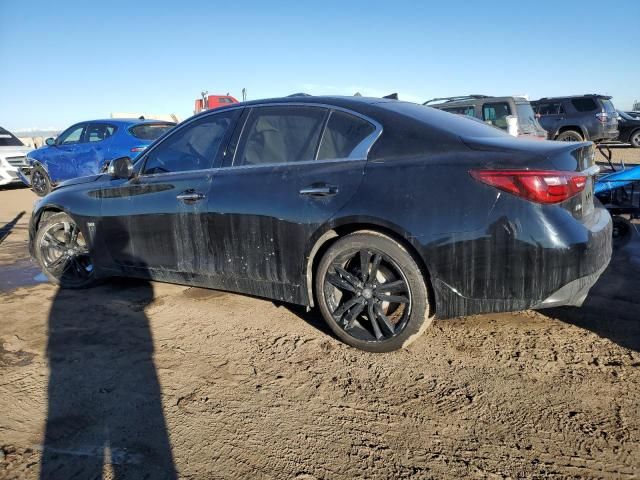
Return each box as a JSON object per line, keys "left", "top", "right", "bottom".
{"left": 318, "top": 111, "right": 375, "bottom": 160}
{"left": 142, "top": 112, "right": 235, "bottom": 174}
{"left": 571, "top": 98, "right": 597, "bottom": 112}
{"left": 86, "top": 123, "right": 115, "bottom": 142}
{"left": 537, "top": 103, "right": 564, "bottom": 115}
{"left": 0, "top": 127, "right": 24, "bottom": 147}
{"left": 130, "top": 123, "right": 175, "bottom": 140}
{"left": 442, "top": 106, "right": 476, "bottom": 117}
{"left": 482, "top": 102, "right": 511, "bottom": 130}
{"left": 234, "top": 106, "right": 326, "bottom": 166}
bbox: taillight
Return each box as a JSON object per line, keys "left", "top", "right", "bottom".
{"left": 470, "top": 169, "right": 587, "bottom": 204}
{"left": 595, "top": 111, "right": 608, "bottom": 123}
{"left": 131, "top": 146, "right": 147, "bottom": 153}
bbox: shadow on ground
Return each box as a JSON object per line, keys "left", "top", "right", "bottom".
{"left": 0, "top": 211, "right": 25, "bottom": 245}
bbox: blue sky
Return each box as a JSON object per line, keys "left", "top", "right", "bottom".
{"left": 1, "top": 0, "right": 638, "bottom": 131}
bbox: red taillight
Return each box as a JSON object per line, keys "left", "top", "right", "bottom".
{"left": 595, "top": 112, "right": 608, "bottom": 123}
{"left": 470, "top": 169, "right": 587, "bottom": 204}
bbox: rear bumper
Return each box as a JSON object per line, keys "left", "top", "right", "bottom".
{"left": 431, "top": 205, "right": 613, "bottom": 318}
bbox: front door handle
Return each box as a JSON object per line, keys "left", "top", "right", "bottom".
{"left": 299, "top": 185, "right": 338, "bottom": 197}
{"left": 177, "top": 191, "right": 206, "bottom": 203}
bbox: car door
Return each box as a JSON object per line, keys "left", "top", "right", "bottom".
{"left": 536, "top": 102, "right": 565, "bottom": 135}
{"left": 203, "top": 105, "right": 380, "bottom": 303}
{"left": 76, "top": 122, "right": 117, "bottom": 176}
{"left": 97, "top": 109, "right": 240, "bottom": 276}
{"left": 46, "top": 123, "right": 88, "bottom": 182}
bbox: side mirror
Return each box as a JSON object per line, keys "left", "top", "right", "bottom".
{"left": 45, "top": 137, "right": 56, "bottom": 146}
{"left": 108, "top": 156, "right": 135, "bottom": 179}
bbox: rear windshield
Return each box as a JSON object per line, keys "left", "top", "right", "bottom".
{"left": 0, "top": 127, "right": 25, "bottom": 147}
{"left": 385, "top": 102, "right": 508, "bottom": 138}
{"left": 129, "top": 123, "right": 175, "bottom": 140}
{"left": 600, "top": 99, "right": 616, "bottom": 114}
{"left": 515, "top": 103, "right": 538, "bottom": 127}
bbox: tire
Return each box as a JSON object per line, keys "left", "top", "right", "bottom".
{"left": 34, "top": 212, "right": 97, "bottom": 288}
{"left": 315, "top": 231, "right": 433, "bottom": 352}
{"left": 31, "top": 165, "right": 52, "bottom": 197}
{"left": 556, "top": 130, "right": 584, "bottom": 142}
{"left": 629, "top": 129, "right": 640, "bottom": 148}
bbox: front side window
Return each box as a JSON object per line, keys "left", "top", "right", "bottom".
{"left": 234, "top": 106, "right": 327, "bottom": 166}
{"left": 57, "top": 124, "right": 86, "bottom": 145}
{"left": 142, "top": 111, "right": 236, "bottom": 175}
{"left": 86, "top": 123, "right": 115, "bottom": 142}
{"left": 318, "top": 111, "right": 375, "bottom": 160}
{"left": 483, "top": 102, "right": 511, "bottom": 130}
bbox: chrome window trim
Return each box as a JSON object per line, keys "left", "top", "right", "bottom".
{"left": 135, "top": 101, "right": 382, "bottom": 178}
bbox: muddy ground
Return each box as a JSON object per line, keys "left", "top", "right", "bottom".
{"left": 1, "top": 148, "right": 640, "bottom": 479}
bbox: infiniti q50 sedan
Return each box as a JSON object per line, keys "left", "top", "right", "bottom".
{"left": 28, "top": 96, "right": 612, "bottom": 352}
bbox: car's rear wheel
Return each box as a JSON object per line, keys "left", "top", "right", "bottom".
{"left": 315, "top": 231, "right": 433, "bottom": 352}
{"left": 629, "top": 129, "right": 640, "bottom": 148}
{"left": 31, "top": 165, "right": 52, "bottom": 197}
{"left": 556, "top": 130, "right": 584, "bottom": 142}
{"left": 34, "top": 212, "right": 97, "bottom": 288}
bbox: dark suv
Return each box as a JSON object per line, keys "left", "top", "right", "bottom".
{"left": 531, "top": 95, "right": 619, "bottom": 142}
{"left": 424, "top": 95, "right": 547, "bottom": 140}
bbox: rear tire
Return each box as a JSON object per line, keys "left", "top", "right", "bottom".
{"left": 611, "top": 215, "right": 633, "bottom": 248}
{"left": 34, "top": 212, "right": 97, "bottom": 288}
{"left": 31, "top": 165, "right": 52, "bottom": 197}
{"left": 629, "top": 129, "right": 640, "bottom": 148}
{"left": 556, "top": 130, "right": 584, "bottom": 142}
{"left": 315, "top": 231, "right": 433, "bottom": 352}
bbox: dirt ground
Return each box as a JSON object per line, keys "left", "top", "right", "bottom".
{"left": 1, "top": 148, "right": 640, "bottom": 479}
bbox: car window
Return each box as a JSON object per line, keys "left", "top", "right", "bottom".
{"left": 219, "top": 98, "right": 233, "bottom": 104}
{"left": 537, "top": 103, "right": 563, "bottom": 115}
{"left": 142, "top": 111, "right": 235, "bottom": 175}
{"left": 130, "top": 123, "right": 175, "bottom": 140}
{"left": 482, "top": 103, "right": 511, "bottom": 130}
{"left": 0, "top": 127, "right": 25, "bottom": 147}
{"left": 515, "top": 103, "right": 538, "bottom": 128}
{"left": 600, "top": 99, "right": 616, "bottom": 114}
{"left": 234, "top": 106, "right": 327, "bottom": 166}
{"left": 442, "top": 105, "right": 476, "bottom": 117}
{"left": 57, "top": 124, "right": 86, "bottom": 145}
{"left": 571, "top": 98, "right": 597, "bottom": 112}
{"left": 86, "top": 123, "right": 116, "bottom": 143}
{"left": 318, "top": 110, "right": 376, "bottom": 160}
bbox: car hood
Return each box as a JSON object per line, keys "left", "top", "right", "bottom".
{"left": 56, "top": 173, "right": 106, "bottom": 189}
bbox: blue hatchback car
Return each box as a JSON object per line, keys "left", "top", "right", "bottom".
{"left": 23, "top": 118, "right": 175, "bottom": 196}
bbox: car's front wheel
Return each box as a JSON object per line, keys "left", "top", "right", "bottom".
{"left": 34, "top": 212, "right": 97, "bottom": 288}
{"left": 629, "top": 129, "right": 640, "bottom": 148}
{"left": 31, "top": 165, "right": 52, "bottom": 197}
{"left": 315, "top": 231, "right": 433, "bottom": 352}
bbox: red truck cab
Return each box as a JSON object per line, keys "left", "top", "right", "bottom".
{"left": 194, "top": 95, "right": 239, "bottom": 114}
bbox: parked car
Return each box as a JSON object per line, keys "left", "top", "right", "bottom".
{"left": 29, "top": 97, "right": 612, "bottom": 352}
{"left": 625, "top": 111, "right": 640, "bottom": 120}
{"left": 424, "top": 95, "right": 547, "bottom": 140}
{"left": 531, "top": 94, "right": 619, "bottom": 142}
{"left": 22, "top": 118, "right": 175, "bottom": 196}
{"left": 0, "top": 126, "right": 32, "bottom": 187}
{"left": 615, "top": 111, "right": 640, "bottom": 147}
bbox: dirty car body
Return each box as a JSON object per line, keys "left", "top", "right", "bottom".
{"left": 29, "top": 97, "right": 612, "bottom": 322}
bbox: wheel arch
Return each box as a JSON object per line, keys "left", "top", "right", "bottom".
{"left": 557, "top": 125, "right": 588, "bottom": 140}
{"left": 304, "top": 218, "right": 436, "bottom": 314}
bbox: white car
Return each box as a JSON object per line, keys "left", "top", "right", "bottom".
{"left": 0, "top": 127, "right": 32, "bottom": 186}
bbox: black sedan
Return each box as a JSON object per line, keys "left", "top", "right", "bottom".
{"left": 617, "top": 111, "right": 640, "bottom": 147}
{"left": 29, "top": 97, "right": 612, "bottom": 352}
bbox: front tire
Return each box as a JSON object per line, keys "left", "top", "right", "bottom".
{"left": 34, "top": 212, "right": 97, "bottom": 288}
{"left": 629, "top": 129, "right": 640, "bottom": 148}
{"left": 31, "top": 165, "right": 52, "bottom": 197}
{"left": 556, "top": 130, "right": 584, "bottom": 142}
{"left": 315, "top": 231, "right": 433, "bottom": 352}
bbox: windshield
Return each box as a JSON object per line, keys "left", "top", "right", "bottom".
{"left": 0, "top": 127, "right": 25, "bottom": 147}
{"left": 129, "top": 123, "right": 175, "bottom": 140}
{"left": 618, "top": 111, "right": 634, "bottom": 121}
{"left": 515, "top": 103, "right": 537, "bottom": 127}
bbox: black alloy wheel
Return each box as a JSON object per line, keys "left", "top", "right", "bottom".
{"left": 35, "top": 212, "right": 96, "bottom": 288}
{"left": 316, "top": 231, "right": 432, "bottom": 352}
{"left": 31, "top": 165, "right": 52, "bottom": 197}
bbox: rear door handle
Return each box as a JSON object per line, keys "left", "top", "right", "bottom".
{"left": 299, "top": 185, "right": 338, "bottom": 197}
{"left": 177, "top": 191, "right": 206, "bottom": 203}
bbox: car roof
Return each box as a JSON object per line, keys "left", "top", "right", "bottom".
{"left": 78, "top": 118, "right": 176, "bottom": 126}
{"left": 533, "top": 94, "right": 612, "bottom": 102}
